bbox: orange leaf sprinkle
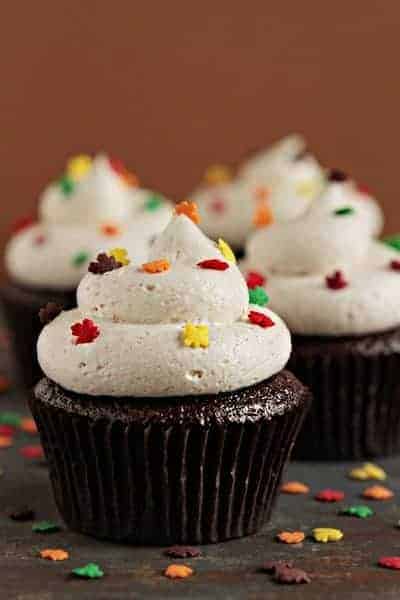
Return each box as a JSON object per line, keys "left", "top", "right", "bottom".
{"left": 164, "top": 564, "right": 194, "bottom": 579}
{"left": 0, "top": 435, "right": 12, "bottom": 449}
{"left": 277, "top": 531, "right": 305, "bottom": 544}
{"left": 362, "top": 485, "right": 394, "bottom": 500}
{"left": 141, "top": 259, "right": 170, "bottom": 274}
{"left": 254, "top": 200, "right": 274, "bottom": 228}
{"left": 175, "top": 200, "right": 200, "bottom": 224}
{"left": 40, "top": 549, "right": 69, "bottom": 561}
{"left": 100, "top": 223, "right": 121, "bottom": 237}
{"left": 20, "top": 418, "right": 38, "bottom": 435}
{"left": 281, "top": 481, "right": 310, "bottom": 495}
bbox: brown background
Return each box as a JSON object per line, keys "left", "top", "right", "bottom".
{"left": 1, "top": 1, "right": 400, "bottom": 278}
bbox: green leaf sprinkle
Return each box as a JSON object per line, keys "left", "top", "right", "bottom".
{"left": 0, "top": 412, "right": 21, "bottom": 427}
{"left": 145, "top": 194, "right": 163, "bottom": 212}
{"left": 334, "top": 206, "right": 355, "bottom": 216}
{"left": 59, "top": 176, "right": 75, "bottom": 196}
{"left": 248, "top": 286, "right": 269, "bottom": 307}
{"left": 382, "top": 235, "right": 400, "bottom": 253}
{"left": 72, "top": 251, "right": 90, "bottom": 268}
{"left": 72, "top": 563, "right": 104, "bottom": 579}
{"left": 340, "top": 505, "right": 374, "bottom": 519}
{"left": 32, "top": 521, "right": 61, "bottom": 533}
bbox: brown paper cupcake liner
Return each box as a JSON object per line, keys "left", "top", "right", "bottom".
{"left": 30, "top": 372, "right": 310, "bottom": 545}
{"left": 290, "top": 328, "right": 400, "bottom": 460}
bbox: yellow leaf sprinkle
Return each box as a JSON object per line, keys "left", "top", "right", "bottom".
{"left": 313, "top": 528, "right": 343, "bottom": 543}
{"left": 204, "top": 164, "right": 233, "bottom": 185}
{"left": 109, "top": 248, "right": 130, "bottom": 266}
{"left": 183, "top": 324, "right": 209, "bottom": 349}
{"left": 349, "top": 462, "right": 387, "bottom": 481}
{"left": 67, "top": 155, "right": 92, "bottom": 181}
{"left": 218, "top": 239, "right": 236, "bottom": 263}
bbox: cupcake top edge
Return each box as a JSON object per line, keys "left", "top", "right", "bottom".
{"left": 37, "top": 205, "right": 291, "bottom": 398}
{"left": 5, "top": 153, "right": 173, "bottom": 290}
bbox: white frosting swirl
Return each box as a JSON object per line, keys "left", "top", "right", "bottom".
{"left": 5, "top": 154, "right": 173, "bottom": 290}
{"left": 243, "top": 179, "right": 399, "bottom": 336}
{"left": 38, "top": 215, "right": 291, "bottom": 397}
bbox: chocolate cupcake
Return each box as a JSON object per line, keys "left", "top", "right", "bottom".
{"left": 1, "top": 154, "right": 172, "bottom": 389}
{"left": 191, "top": 135, "right": 323, "bottom": 257}
{"left": 31, "top": 203, "right": 310, "bottom": 545}
{"left": 243, "top": 171, "right": 400, "bottom": 460}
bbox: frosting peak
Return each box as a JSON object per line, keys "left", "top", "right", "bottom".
{"left": 38, "top": 211, "right": 291, "bottom": 397}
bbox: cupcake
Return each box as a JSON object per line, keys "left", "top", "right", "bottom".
{"left": 1, "top": 154, "right": 172, "bottom": 389}
{"left": 243, "top": 170, "right": 399, "bottom": 460}
{"left": 31, "top": 202, "right": 310, "bottom": 545}
{"left": 191, "top": 135, "right": 323, "bottom": 256}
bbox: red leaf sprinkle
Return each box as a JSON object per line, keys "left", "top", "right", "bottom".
{"left": 390, "top": 260, "right": 400, "bottom": 271}
{"left": 378, "top": 556, "right": 400, "bottom": 570}
{"left": 210, "top": 198, "right": 226, "bottom": 214}
{"left": 197, "top": 259, "right": 229, "bottom": 271}
{"left": 315, "top": 489, "right": 345, "bottom": 503}
{"left": 12, "top": 216, "right": 35, "bottom": 234}
{"left": 20, "top": 445, "right": 44, "bottom": 459}
{"left": 246, "top": 272, "right": 266, "bottom": 289}
{"left": 0, "top": 425, "right": 14, "bottom": 436}
{"left": 326, "top": 270, "right": 348, "bottom": 290}
{"left": 71, "top": 319, "right": 100, "bottom": 345}
{"left": 357, "top": 183, "right": 372, "bottom": 196}
{"left": 249, "top": 311, "right": 275, "bottom": 328}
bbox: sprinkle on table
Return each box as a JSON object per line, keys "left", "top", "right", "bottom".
{"left": 277, "top": 531, "right": 305, "bottom": 545}
{"left": 334, "top": 206, "right": 355, "bottom": 216}
{"left": 248, "top": 310, "right": 275, "bottom": 328}
{"left": 253, "top": 200, "right": 273, "bottom": 228}
{"left": 141, "top": 259, "right": 170, "bottom": 274}
{"left": 20, "top": 445, "right": 44, "bottom": 459}
{"left": 145, "top": 194, "right": 163, "bottom": 212}
{"left": 327, "top": 169, "right": 348, "bottom": 182}
{"left": 71, "top": 319, "right": 100, "bottom": 345}
{"left": 109, "top": 247, "right": 130, "bottom": 266}
{"left": 67, "top": 154, "right": 92, "bottom": 181}
{"left": 349, "top": 463, "right": 387, "bottom": 481}
{"left": 390, "top": 260, "right": 400, "bottom": 271}
{"left": 249, "top": 286, "right": 269, "bottom": 307}
{"left": 0, "top": 436, "right": 13, "bottom": 449}
{"left": 72, "top": 563, "right": 104, "bottom": 579}
{"left": 246, "top": 271, "right": 266, "bottom": 289}
{"left": 32, "top": 521, "right": 61, "bottom": 534}
{"left": 59, "top": 175, "right": 75, "bottom": 196}
{"left": 72, "top": 250, "right": 90, "bottom": 268}
{"left": 340, "top": 505, "right": 374, "bottom": 519}
{"left": 326, "top": 270, "right": 348, "bottom": 290}
{"left": 273, "top": 565, "right": 311, "bottom": 585}
{"left": 312, "top": 528, "right": 343, "bottom": 543}
{"left": 175, "top": 200, "right": 201, "bottom": 224}
{"left": 40, "top": 548, "right": 69, "bottom": 561}
{"left": 378, "top": 557, "right": 400, "bottom": 570}
{"left": 9, "top": 506, "right": 35, "bottom": 521}
{"left": 88, "top": 253, "right": 123, "bottom": 275}
{"left": 315, "top": 489, "right": 345, "bottom": 503}
{"left": 39, "top": 302, "right": 63, "bottom": 325}
{"left": 281, "top": 481, "right": 310, "bottom": 495}
{"left": 164, "top": 564, "right": 194, "bottom": 579}
{"left": 204, "top": 164, "right": 233, "bottom": 185}
{"left": 183, "top": 323, "right": 209, "bottom": 349}
{"left": 11, "top": 216, "right": 35, "bottom": 234}
{"left": 164, "top": 546, "right": 201, "bottom": 558}
{"left": 0, "top": 425, "right": 14, "bottom": 436}
{"left": 19, "top": 418, "right": 38, "bottom": 435}
{"left": 0, "top": 412, "right": 22, "bottom": 427}
{"left": 262, "top": 560, "right": 294, "bottom": 573}
{"left": 197, "top": 259, "right": 229, "bottom": 271}
{"left": 217, "top": 238, "right": 236, "bottom": 263}
{"left": 0, "top": 375, "right": 10, "bottom": 393}
{"left": 100, "top": 223, "right": 121, "bottom": 237}
{"left": 362, "top": 485, "right": 394, "bottom": 500}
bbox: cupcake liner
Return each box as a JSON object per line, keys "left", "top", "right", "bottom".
{"left": 290, "top": 330, "right": 400, "bottom": 460}
{"left": 30, "top": 374, "right": 309, "bottom": 545}
{"left": 0, "top": 283, "right": 75, "bottom": 390}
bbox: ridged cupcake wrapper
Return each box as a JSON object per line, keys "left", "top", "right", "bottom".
{"left": 30, "top": 397, "right": 306, "bottom": 545}
{"left": 290, "top": 349, "right": 400, "bottom": 460}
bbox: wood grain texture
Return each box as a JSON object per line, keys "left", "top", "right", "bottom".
{"left": 1, "top": 1, "right": 400, "bottom": 278}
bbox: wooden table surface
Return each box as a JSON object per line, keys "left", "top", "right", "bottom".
{"left": 2, "top": 316, "right": 400, "bottom": 599}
